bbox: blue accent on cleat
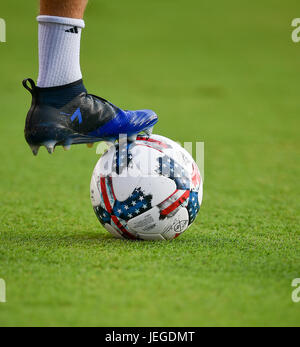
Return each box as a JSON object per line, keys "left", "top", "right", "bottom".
{"left": 87, "top": 109, "right": 158, "bottom": 139}
{"left": 70, "top": 107, "right": 82, "bottom": 124}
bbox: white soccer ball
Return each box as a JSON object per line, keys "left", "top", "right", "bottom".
{"left": 90, "top": 134, "right": 203, "bottom": 240}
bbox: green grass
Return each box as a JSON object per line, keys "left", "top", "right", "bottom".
{"left": 0, "top": 0, "right": 300, "bottom": 326}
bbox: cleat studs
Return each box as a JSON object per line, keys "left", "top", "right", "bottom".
{"left": 63, "top": 139, "right": 72, "bottom": 151}
{"left": 86, "top": 143, "right": 94, "bottom": 148}
{"left": 63, "top": 145, "right": 71, "bottom": 151}
{"left": 43, "top": 140, "right": 57, "bottom": 154}
{"left": 128, "top": 134, "right": 137, "bottom": 142}
{"left": 30, "top": 144, "right": 40, "bottom": 156}
{"left": 46, "top": 146, "right": 54, "bottom": 154}
{"left": 144, "top": 127, "right": 153, "bottom": 137}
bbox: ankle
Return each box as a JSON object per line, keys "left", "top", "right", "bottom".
{"left": 37, "top": 15, "right": 85, "bottom": 88}
{"left": 37, "top": 79, "right": 87, "bottom": 108}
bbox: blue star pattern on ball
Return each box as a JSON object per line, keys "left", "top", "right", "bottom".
{"left": 112, "top": 187, "right": 153, "bottom": 221}
{"left": 187, "top": 190, "right": 200, "bottom": 224}
{"left": 157, "top": 156, "right": 190, "bottom": 190}
{"left": 94, "top": 205, "right": 111, "bottom": 225}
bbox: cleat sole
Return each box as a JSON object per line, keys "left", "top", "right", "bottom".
{"left": 26, "top": 124, "right": 156, "bottom": 155}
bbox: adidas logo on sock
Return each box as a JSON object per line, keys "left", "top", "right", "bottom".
{"left": 65, "top": 26, "right": 78, "bottom": 34}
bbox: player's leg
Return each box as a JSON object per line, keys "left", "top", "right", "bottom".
{"left": 23, "top": 0, "right": 158, "bottom": 155}
{"left": 37, "top": 0, "right": 87, "bottom": 88}
{"left": 40, "top": 0, "right": 88, "bottom": 19}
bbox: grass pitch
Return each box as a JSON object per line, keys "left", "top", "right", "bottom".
{"left": 0, "top": 0, "right": 300, "bottom": 326}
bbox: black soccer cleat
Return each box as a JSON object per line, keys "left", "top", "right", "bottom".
{"left": 23, "top": 78, "right": 158, "bottom": 155}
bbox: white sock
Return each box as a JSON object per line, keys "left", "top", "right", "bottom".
{"left": 37, "top": 15, "right": 85, "bottom": 88}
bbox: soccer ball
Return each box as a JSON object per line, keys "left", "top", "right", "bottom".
{"left": 90, "top": 134, "right": 203, "bottom": 240}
